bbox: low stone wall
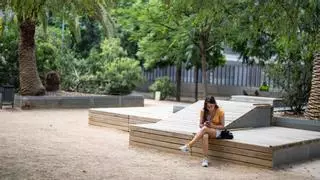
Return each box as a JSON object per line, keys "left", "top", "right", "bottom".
{"left": 273, "top": 116, "right": 320, "bottom": 132}
{"left": 14, "top": 95, "right": 144, "bottom": 109}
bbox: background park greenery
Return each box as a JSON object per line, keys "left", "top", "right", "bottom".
{"left": 0, "top": 0, "right": 319, "bottom": 119}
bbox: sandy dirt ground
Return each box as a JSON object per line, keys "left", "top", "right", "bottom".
{"left": 0, "top": 100, "right": 319, "bottom": 180}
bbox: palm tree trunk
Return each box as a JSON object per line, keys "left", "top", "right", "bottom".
{"left": 199, "top": 34, "right": 208, "bottom": 98}
{"left": 19, "top": 19, "right": 45, "bottom": 96}
{"left": 305, "top": 53, "right": 320, "bottom": 120}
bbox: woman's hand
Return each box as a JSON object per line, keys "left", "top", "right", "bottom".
{"left": 204, "top": 121, "right": 211, "bottom": 127}
{"left": 199, "top": 123, "right": 204, "bottom": 128}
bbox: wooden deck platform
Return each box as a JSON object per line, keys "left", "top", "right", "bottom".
{"left": 130, "top": 124, "right": 320, "bottom": 168}
{"left": 88, "top": 100, "right": 320, "bottom": 168}
{"left": 129, "top": 100, "right": 320, "bottom": 168}
{"left": 88, "top": 106, "right": 174, "bottom": 131}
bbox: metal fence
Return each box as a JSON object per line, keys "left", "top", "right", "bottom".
{"left": 143, "top": 64, "right": 279, "bottom": 88}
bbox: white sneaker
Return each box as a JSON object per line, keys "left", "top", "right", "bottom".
{"left": 179, "top": 145, "right": 190, "bottom": 152}
{"left": 201, "top": 159, "right": 209, "bottom": 167}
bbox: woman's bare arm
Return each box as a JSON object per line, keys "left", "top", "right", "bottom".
{"left": 212, "top": 114, "right": 225, "bottom": 130}
{"left": 199, "top": 110, "right": 205, "bottom": 128}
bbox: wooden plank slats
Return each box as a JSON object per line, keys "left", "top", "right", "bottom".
{"left": 129, "top": 125, "right": 273, "bottom": 168}
{"left": 89, "top": 121, "right": 129, "bottom": 131}
{"left": 191, "top": 146, "right": 272, "bottom": 167}
{"left": 88, "top": 107, "right": 167, "bottom": 131}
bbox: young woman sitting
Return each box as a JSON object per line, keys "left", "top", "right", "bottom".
{"left": 179, "top": 96, "right": 225, "bottom": 167}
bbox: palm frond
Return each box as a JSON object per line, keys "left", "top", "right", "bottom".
{"left": 38, "top": 7, "right": 48, "bottom": 40}
{"left": 67, "top": 15, "right": 81, "bottom": 43}
{"left": 3, "top": 0, "right": 115, "bottom": 40}
{"left": 94, "top": 2, "right": 115, "bottom": 38}
{"left": 0, "top": 7, "right": 16, "bottom": 37}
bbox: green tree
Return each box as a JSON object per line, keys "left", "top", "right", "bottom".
{"left": 167, "top": 0, "right": 235, "bottom": 97}
{"left": 229, "top": 0, "right": 319, "bottom": 118}
{"left": 117, "top": 0, "right": 227, "bottom": 101}
{"left": 74, "top": 17, "right": 103, "bottom": 58}
{"left": 0, "top": 0, "right": 114, "bottom": 95}
{"left": 116, "top": 0, "right": 186, "bottom": 101}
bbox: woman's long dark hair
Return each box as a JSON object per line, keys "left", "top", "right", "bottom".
{"left": 202, "top": 96, "right": 219, "bottom": 123}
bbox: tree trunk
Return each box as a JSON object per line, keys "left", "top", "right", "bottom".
{"left": 176, "top": 65, "right": 181, "bottom": 102}
{"left": 194, "top": 65, "right": 199, "bottom": 101}
{"left": 305, "top": 53, "right": 320, "bottom": 120}
{"left": 199, "top": 34, "right": 208, "bottom": 98}
{"left": 19, "top": 19, "right": 45, "bottom": 96}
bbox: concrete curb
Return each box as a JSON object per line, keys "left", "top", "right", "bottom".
{"left": 273, "top": 116, "right": 320, "bottom": 132}
{"left": 14, "top": 95, "right": 144, "bottom": 109}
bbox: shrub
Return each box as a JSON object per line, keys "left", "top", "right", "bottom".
{"left": 96, "top": 58, "right": 144, "bottom": 95}
{"left": 267, "top": 61, "right": 312, "bottom": 114}
{"left": 149, "top": 76, "right": 175, "bottom": 100}
{"left": 259, "top": 82, "right": 269, "bottom": 92}
{"left": 100, "top": 38, "right": 127, "bottom": 60}
{"left": 0, "top": 24, "right": 19, "bottom": 89}
{"left": 53, "top": 50, "right": 80, "bottom": 91}
{"left": 36, "top": 42, "right": 58, "bottom": 85}
{"left": 45, "top": 71, "right": 60, "bottom": 91}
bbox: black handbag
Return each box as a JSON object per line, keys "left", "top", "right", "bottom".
{"left": 220, "top": 129, "right": 234, "bottom": 139}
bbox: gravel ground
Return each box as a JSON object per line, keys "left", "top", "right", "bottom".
{"left": 0, "top": 101, "right": 319, "bottom": 180}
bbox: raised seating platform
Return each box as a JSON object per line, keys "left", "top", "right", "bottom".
{"left": 129, "top": 100, "right": 320, "bottom": 168}
{"left": 140, "top": 100, "right": 272, "bottom": 133}
{"left": 89, "top": 106, "right": 174, "bottom": 131}
{"left": 130, "top": 125, "right": 320, "bottom": 168}
{"left": 231, "top": 95, "right": 283, "bottom": 107}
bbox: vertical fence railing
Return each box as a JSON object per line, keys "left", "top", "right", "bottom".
{"left": 143, "top": 64, "right": 278, "bottom": 88}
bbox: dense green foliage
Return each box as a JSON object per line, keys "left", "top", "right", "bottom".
{"left": 74, "top": 17, "right": 103, "bottom": 58}
{"left": 0, "top": 0, "right": 115, "bottom": 95}
{"left": 96, "top": 58, "right": 144, "bottom": 95}
{"left": 0, "top": 0, "right": 318, "bottom": 108}
{"left": 228, "top": 0, "right": 319, "bottom": 113}
{"left": 267, "top": 61, "right": 312, "bottom": 113}
{"left": 73, "top": 37, "right": 144, "bottom": 95}
{"left": 149, "top": 77, "right": 175, "bottom": 100}
{"left": 0, "top": 24, "right": 19, "bottom": 88}
{"left": 116, "top": 0, "right": 228, "bottom": 100}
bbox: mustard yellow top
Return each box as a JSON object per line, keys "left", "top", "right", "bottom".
{"left": 200, "top": 108, "right": 225, "bottom": 127}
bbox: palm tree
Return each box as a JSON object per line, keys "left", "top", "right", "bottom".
{"left": 305, "top": 53, "right": 320, "bottom": 120}
{"left": 0, "top": 0, "right": 113, "bottom": 95}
